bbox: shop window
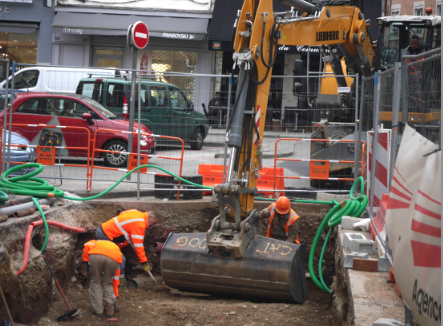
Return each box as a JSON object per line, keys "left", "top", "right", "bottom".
{"left": 93, "top": 48, "right": 123, "bottom": 69}
{"left": 151, "top": 50, "right": 198, "bottom": 104}
{"left": 0, "top": 32, "right": 38, "bottom": 82}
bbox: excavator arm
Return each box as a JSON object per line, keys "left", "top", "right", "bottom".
{"left": 215, "top": 0, "right": 374, "bottom": 227}
{"left": 160, "top": 0, "right": 375, "bottom": 303}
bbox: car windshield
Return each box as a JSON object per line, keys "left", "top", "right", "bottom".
{"left": 81, "top": 96, "right": 117, "bottom": 119}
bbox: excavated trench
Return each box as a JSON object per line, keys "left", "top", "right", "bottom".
{"left": 0, "top": 198, "right": 350, "bottom": 325}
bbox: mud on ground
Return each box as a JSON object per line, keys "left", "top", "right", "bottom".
{"left": 34, "top": 275, "right": 332, "bottom": 326}
{"left": 0, "top": 198, "right": 340, "bottom": 325}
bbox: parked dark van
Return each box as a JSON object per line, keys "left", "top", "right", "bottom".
{"left": 76, "top": 77, "right": 209, "bottom": 150}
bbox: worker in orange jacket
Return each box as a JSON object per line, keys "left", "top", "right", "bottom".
{"left": 95, "top": 209, "right": 160, "bottom": 279}
{"left": 258, "top": 196, "right": 301, "bottom": 244}
{"left": 83, "top": 240, "right": 122, "bottom": 318}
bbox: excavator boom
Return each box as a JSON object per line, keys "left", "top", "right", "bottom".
{"left": 161, "top": 0, "right": 375, "bottom": 302}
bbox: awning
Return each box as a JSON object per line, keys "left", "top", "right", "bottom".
{"left": 207, "top": 0, "right": 291, "bottom": 51}
{"left": 53, "top": 12, "right": 208, "bottom": 41}
{"left": 0, "top": 22, "right": 38, "bottom": 34}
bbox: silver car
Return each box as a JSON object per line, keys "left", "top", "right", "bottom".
{"left": 1, "top": 130, "right": 35, "bottom": 175}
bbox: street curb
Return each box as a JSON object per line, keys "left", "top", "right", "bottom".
{"left": 214, "top": 150, "right": 293, "bottom": 159}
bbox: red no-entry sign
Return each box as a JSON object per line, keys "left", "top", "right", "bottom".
{"left": 130, "top": 21, "right": 149, "bottom": 49}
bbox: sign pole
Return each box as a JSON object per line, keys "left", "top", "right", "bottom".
{"left": 126, "top": 45, "right": 137, "bottom": 180}
{"left": 126, "top": 21, "right": 149, "bottom": 181}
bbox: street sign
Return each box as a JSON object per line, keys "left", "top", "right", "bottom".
{"left": 131, "top": 21, "right": 149, "bottom": 49}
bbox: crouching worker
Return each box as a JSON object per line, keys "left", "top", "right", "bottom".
{"left": 95, "top": 209, "right": 161, "bottom": 279}
{"left": 259, "top": 196, "right": 300, "bottom": 244}
{"left": 83, "top": 240, "right": 122, "bottom": 318}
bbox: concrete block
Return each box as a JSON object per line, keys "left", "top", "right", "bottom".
{"left": 353, "top": 258, "right": 378, "bottom": 272}
{"left": 372, "top": 318, "right": 404, "bottom": 326}
{"left": 343, "top": 252, "right": 369, "bottom": 268}
{"left": 375, "top": 234, "right": 386, "bottom": 257}
{"left": 316, "top": 193, "right": 349, "bottom": 202}
{"left": 377, "top": 255, "right": 391, "bottom": 272}
{"left": 343, "top": 233, "right": 375, "bottom": 254}
{"left": 341, "top": 216, "right": 361, "bottom": 230}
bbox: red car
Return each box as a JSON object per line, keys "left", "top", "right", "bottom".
{"left": 0, "top": 92, "right": 156, "bottom": 167}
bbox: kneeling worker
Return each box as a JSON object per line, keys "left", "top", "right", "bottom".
{"left": 83, "top": 240, "right": 122, "bottom": 318}
{"left": 259, "top": 196, "right": 300, "bottom": 244}
{"left": 96, "top": 209, "right": 160, "bottom": 279}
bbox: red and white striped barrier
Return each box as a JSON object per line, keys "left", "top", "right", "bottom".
{"left": 367, "top": 128, "right": 391, "bottom": 210}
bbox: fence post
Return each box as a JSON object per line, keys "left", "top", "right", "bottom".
{"left": 1, "top": 59, "right": 9, "bottom": 175}
{"left": 358, "top": 77, "right": 365, "bottom": 186}
{"left": 223, "top": 73, "right": 233, "bottom": 184}
{"left": 354, "top": 74, "right": 359, "bottom": 181}
{"left": 400, "top": 49, "right": 409, "bottom": 131}
{"left": 137, "top": 71, "right": 142, "bottom": 200}
{"left": 389, "top": 62, "right": 402, "bottom": 188}
{"left": 368, "top": 71, "right": 381, "bottom": 218}
{"left": 6, "top": 61, "right": 16, "bottom": 171}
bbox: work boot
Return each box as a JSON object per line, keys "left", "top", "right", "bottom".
{"left": 104, "top": 301, "right": 114, "bottom": 318}
{"left": 92, "top": 311, "right": 104, "bottom": 317}
{"left": 114, "top": 302, "right": 120, "bottom": 312}
{"left": 119, "top": 274, "right": 126, "bottom": 287}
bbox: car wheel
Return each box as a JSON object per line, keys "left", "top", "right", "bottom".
{"left": 103, "top": 140, "right": 128, "bottom": 167}
{"left": 190, "top": 128, "right": 203, "bottom": 150}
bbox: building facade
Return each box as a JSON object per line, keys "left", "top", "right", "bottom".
{"left": 0, "top": 0, "right": 54, "bottom": 80}
{"left": 390, "top": 0, "right": 441, "bottom": 16}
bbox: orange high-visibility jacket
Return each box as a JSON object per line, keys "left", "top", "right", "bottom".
{"left": 266, "top": 203, "right": 300, "bottom": 244}
{"left": 101, "top": 209, "right": 150, "bottom": 263}
{"left": 83, "top": 240, "right": 122, "bottom": 297}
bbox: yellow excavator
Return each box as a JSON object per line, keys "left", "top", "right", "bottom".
{"left": 159, "top": 0, "right": 376, "bottom": 303}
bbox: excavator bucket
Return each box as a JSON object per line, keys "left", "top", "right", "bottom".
{"left": 160, "top": 232, "right": 308, "bottom": 303}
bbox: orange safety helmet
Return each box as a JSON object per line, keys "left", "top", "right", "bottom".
{"left": 275, "top": 196, "right": 290, "bottom": 214}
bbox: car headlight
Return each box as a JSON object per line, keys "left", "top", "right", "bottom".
{"left": 135, "top": 128, "right": 148, "bottom": 139}
{"left": 140, "top": 140, "right": 147, "bottom": 146}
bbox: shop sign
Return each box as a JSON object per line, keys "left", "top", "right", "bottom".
{"left": 0, "top": 0, "right": 29, "bottom": 3}
{"left": 162, "top": 33, "right": 196, "bottom": 40}
{"left": 62, "top": 27, "right": 83, "bottom": 34}
{"left": 0, "top": 3, "right": 10, "bottom": 16}
{"left": 212, "top": 41, "right": 221, "bottom": 50}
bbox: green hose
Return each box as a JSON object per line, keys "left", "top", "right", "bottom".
{"left": 32, "top": 198, "right": 49, "bottom": 252}
{"left": 308, "top": 202, "right": 342, "bottom": 293}
{"left": 308, "top": 177, "right": 368, "bottom": 294}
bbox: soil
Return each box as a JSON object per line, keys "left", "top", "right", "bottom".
{"left": 0, "top": 199, "right": 341, "bottom": 325}
{"left": 34, "top": 275, "right": 332, "bottom": 326}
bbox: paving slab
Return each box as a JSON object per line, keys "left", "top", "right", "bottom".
{"left": 338, "top": 229, "right": 405, "bottom": 325}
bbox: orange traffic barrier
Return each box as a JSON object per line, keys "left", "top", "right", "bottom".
{"left": 89, "top": 129, "right": 185, "bottom": 198}
{"left": 1, "top": 124, "right": 91, "bottom": 189}
{"left": 273, "top": 138, "right": 366, "bottom": 186}
{"left": 198, "top": 164, "right": 285, "bottom": 198}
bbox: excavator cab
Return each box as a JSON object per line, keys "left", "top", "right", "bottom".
{"left": 375, "top": 15, "right": 442, "bottom": 70}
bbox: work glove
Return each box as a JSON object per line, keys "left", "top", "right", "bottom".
{"left": 141, "top": 262, "right": 152, "bottom": 274}
{"left": 84, "top": 262, "right": 90, "bottom": 273}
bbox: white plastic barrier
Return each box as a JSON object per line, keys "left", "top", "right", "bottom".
{"left": 385, "top": 125, "right": 441, "bottom": 326}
